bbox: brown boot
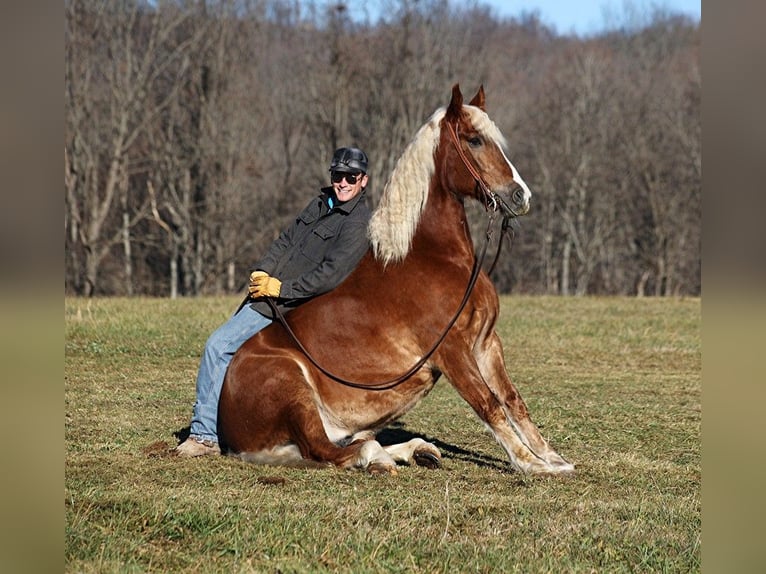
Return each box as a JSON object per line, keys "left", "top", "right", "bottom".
{"left": 175, "top": 437, "right": 221, "bottom": 457}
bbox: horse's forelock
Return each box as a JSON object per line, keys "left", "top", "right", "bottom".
{"left": 369, "top": 108, "right": 445, "bottom": 265}
{"left": 465, "top": 104, "right": 508, "bottom": 150}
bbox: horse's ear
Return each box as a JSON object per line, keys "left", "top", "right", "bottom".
{"left": 469, "top": 85, "right": 486, "bottom": 111}
{"left": 446, "top": 83, "right": 463, "bottom": 122}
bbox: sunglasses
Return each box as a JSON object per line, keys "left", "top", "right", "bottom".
{"left": 331, "top": 171, "right": 363, "bottom": 184}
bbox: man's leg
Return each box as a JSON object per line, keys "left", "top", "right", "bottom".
{"left": 177, "top": 304, "right": 272, "bottom": 457}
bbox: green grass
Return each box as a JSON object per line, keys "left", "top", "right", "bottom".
{"left": 65, "top": 296, "right": 700, "bottom": 573}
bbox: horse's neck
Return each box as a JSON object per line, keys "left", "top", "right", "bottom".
{"left": 412, "top": 183, "right": 475, "bottom": 262}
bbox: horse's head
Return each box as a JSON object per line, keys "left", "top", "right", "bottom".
{"left": 370, "top": 84, "right": 534, "bottom": 265}
{"left": 442, "top": 84, "right": 531, "bottom": 217}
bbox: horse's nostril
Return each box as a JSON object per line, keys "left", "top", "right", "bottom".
{"left": 512, "top": 186, "right": 525, "bottom": 206}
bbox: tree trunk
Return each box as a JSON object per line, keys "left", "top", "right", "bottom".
{"left": 170, "top": 238, "right": 179, "bottom": 299}
{"left": 561, "top": 239, "right": 571, "bottom": 296}
{"left": 84, "top": 248, "right": 98, "bottom": 297}
{"left": 227, "top": 261, "right": 236, "bottom": 293}
{"left": 122, "top": 210, "right": 133, "bottom": 296}
{"left": 637, "top": 270, "right": 650, "bottom": 297}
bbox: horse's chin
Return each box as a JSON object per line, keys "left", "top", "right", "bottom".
{"left": 513, "top": 202, "right": 530, "bottom": 217}
{"left": 497, "top": 195, "right": 530, "bottom": 218}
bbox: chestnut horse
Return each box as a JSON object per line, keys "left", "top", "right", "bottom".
{"left": 219, "top": 85, "right": 574, "bottom": 475}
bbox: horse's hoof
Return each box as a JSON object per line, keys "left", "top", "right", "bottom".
{"left": 367, "top": 462, "right": 398, "bottom": 476}
{"left": 528, "top": 460, "right": 576, "bottom": 477}
{"left": 413, "top": 451, "right": 441, "bottom": 469}
{"left": 551, "top": 462, "right": 576, "bottom": 476}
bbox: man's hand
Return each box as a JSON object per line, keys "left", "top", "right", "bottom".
{"left": 248, "top": 271, "right": 268, "bottom": 296}
{"left": 248, "top": 273, "right": 282, "bottom": 298}
{"left": 249, "top": 270, "right": 268, "bottom": 289}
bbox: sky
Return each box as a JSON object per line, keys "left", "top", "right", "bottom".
{"left": 466, "top": 0, "right": 700, "bottom": 35}
{"left": 354, "top": 1, "right": 701, "bottom": 36}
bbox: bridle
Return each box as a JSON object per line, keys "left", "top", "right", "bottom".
{"left": 260, "top": 119, "right": 518, "bottom": 391}
{"left": 445, "top": 121, "right": 524, "bottom": 220}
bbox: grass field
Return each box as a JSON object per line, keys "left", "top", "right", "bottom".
{"left": 65, "top": 295, "right": 700, "bottom": 573}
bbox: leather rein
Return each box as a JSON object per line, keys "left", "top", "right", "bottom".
{"left": 262, "top": 122, "right": 517, "bottom": 391}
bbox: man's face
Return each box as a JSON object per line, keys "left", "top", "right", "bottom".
{"left": 330, "top": 170, "right": 367, "bottom": 203}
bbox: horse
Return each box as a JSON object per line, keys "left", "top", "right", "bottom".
{"left": 218, "top": 84, "right": 574, "bottom": 476}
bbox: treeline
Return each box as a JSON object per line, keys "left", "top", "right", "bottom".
{"left": 65, "top": 0, "right": 700, "bottom": 297}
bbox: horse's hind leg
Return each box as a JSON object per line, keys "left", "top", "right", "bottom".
{"left": 222, "top": 356, "right": 398, "bottom": 474}
{"left": 290, "top": 410, "right": 398, "bottom": 474}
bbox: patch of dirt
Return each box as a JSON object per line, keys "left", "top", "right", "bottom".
{"left": 256, "top": 476, "right": 287, "bottom": 486}
{"left": 143, "top": 440, "right": 175, "bottom": 457}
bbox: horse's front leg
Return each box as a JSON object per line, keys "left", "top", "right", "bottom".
{"left": 476, "top": 332, "right": 574, "bottom": 473}
{"left": 438, "top": 338, "right": 573, "bottom": 475}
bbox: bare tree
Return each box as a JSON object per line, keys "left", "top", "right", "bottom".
{"left": 524, "top": 43, "right": 618, "bottom": 295}
{"left": 65, "top": 0, "right": 197, "bottom": 295}
{"left": 64, "top": 1, "right": 700, "bottom": 297}
{"left": 611, "top": 17, "right": 701, "bottom": 296}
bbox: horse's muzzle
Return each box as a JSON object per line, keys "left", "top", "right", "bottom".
{"left": 498, "top": 183, "right": 530, "bottom": 217}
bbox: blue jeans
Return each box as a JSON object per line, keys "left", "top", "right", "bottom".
{"left": 188, "top": 304, "right": 272, "bottom": 443}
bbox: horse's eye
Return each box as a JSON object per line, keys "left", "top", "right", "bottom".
{"left": 468, "top": 136, "right": 482, "bottom": 147}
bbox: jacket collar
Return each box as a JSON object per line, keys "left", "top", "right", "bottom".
{"left": 321, "top": 186, "right": 366, "bottom": 214}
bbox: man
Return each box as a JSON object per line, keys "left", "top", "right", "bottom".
{"left": 176, "top": 147, "right": 371, "bottom": 457}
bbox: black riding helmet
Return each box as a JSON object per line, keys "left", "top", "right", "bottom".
{"left": 329, "top": 147, "right": 368, "bottom": 174}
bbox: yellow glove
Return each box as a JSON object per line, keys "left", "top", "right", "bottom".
{"left": 249, "top": 270, "right": 268, "bottom": 286}
{"left": 247, "top": 271, "right": 268, "bottom": 296}
{"left": 249, "top": 274, "right": 282, "bottom": 298}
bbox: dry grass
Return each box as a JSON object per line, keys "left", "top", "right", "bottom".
{"left": 65, "top": 296, "right": 700, "bottom": 573}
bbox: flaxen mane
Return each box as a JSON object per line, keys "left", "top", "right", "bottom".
{"left": 368, "top": 105, "right": 509, "bottom": 265}
{"left": 367, "top": 109, "right": 443, "bottom": 265}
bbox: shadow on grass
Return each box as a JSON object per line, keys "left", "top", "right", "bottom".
{"left": 377, "top": 421, "right": 512, "bottom": 472}
{"left": 173, "top": 427, "right": 190, "bottom": 444}
{"left": 168, "top": 423, "right": 513, "bottom": 472}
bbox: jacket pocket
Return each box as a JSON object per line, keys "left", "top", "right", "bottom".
{"left": 299, "top": 224, "right": 336, "bottom": 263}
{"left": 298, "top": 211, "right": 318, "bottom": 225}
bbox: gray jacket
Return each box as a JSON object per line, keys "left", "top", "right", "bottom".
{"left": 249, "top": 186, "right": 371, "bottom": 318}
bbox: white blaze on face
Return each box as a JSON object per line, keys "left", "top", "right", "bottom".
{"left": 470, "top": 106, "right": 532, "bottom": 209}
{"left": 501, "top": 147, "right": 532, "bottom": 207}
